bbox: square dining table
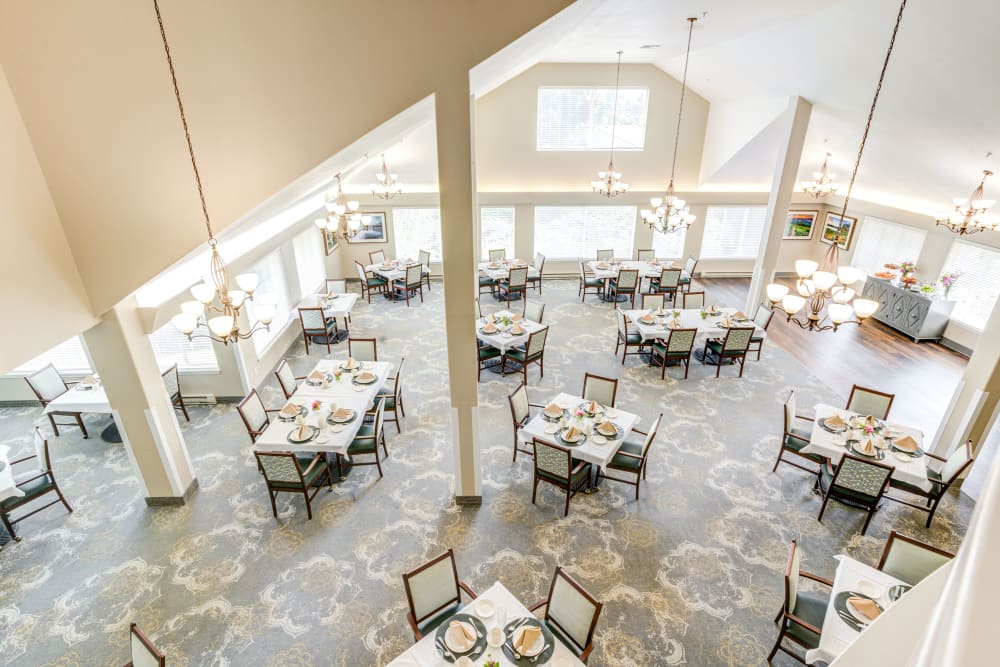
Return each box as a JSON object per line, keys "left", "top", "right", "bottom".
{"left": 623, "top": 307, "right": 764, "bottom": 342}
{"left": 476, "top": 311, "right": 545, "bottom": 354}
{"left": 478, "top": 260, "right": 540, "bottom": 282}
{"left": 387, "top": 581, "right": 584, "bottom": 666}
{"left": 367, "top": 260, "right": 408, "bottom": 282}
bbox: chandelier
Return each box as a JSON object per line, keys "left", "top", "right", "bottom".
{"left": 314, "top": 174, "right": 371, "bottom": 239}
{"left": 642, "top": 17, "right": 698, "bottom": 234}
{"left": 370, "top": 154, "right": 403, "bottom": 199}
{"left": 766, "top": 0, "right": 911, "bottom": 332}
{"left": 156, "top": 0, "right": 274, "bottom": 344}
{"left": 935, "top": 166, "right": 997, "bottom": 235}
{"left": 591, "top": 51, "right": 629, "bottom": 197}
{"left": 800, "top": 151, "right": 838, "bottom": 198}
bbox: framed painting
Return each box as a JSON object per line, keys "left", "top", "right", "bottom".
{"left": 347, "top": 212, "right": 388, "bottom": 244}
{"left": 821, "top": 211, "right": 858, "bottom": 249}
{"left": 783, "top": 210, "right": 818, "bottom": 240}
{"left": 322, "top": 227, "right": 338, "bottom": 255}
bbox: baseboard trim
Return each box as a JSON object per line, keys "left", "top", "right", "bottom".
{"left": 0, "top": 400, "right": 37, "bottom": 407}
{"left": 455, "top": 495, "right": 482, "bottom": 506}
{"left": 145, "top": 477, "right": 199, "bottom": 506}
{"left": 940, "top": 338, "right": 973, "bottom": 358}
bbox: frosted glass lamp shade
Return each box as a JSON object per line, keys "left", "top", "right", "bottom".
{"left": 832, "top": 287, "right": 855, "bottom": 304}
{"left": 208, "top": 315, "right": 234, "bottom": 337}
{"left": 255, "top": 303, "right": 276, "bottom": 325}
{"left": 314, "top": 218, "right": 326, "bottom": 228}
{"left": 171, "top": 312, "right": 198, "bottom": 335}
{"left": 796, "top": 279, "right": 816, "bottom": 297}
{"left": 180, "top": 300, "right": 203, "bottom": 315}
{"left": 190, "top": 282, "right": 215, "bottom": 304}
{"left": 795, "top": 260, "right": 819, "bottom": 278}
{"left": 650, "top": 197, "right": 663, "bottom": 208}
{"left": 853, "top": 298, "right": 879, "bottom": 319}
{"left": 812, "top": 271, "right": 838, "bottom": 291}
{"left": 838, "top": 266, "right": 865, "bottom": 285}
{"left": 828, "top": 303, "right": 853, "bottom": 324}
{"left": 782, "top": 294, "right": 806, "bottom": 315}
{"left": 228, "top": 290, "right": 246, "bottom": 309}
{"left": 766, "top": 283, "right": 789, "bottom": 302}
{"left": 235, "top": 273, "right": 259, "bottom": 293}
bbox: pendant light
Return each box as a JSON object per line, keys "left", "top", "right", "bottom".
{"left": 591, "top": 51, "right": 629, "bottom": 197}
{"left": 935, "top": 154, "right": 998, "bottom": 235}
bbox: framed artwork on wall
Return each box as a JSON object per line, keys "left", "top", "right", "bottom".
{"left": 783, "top": 210, "right": 818, "bottom": 240}
{"left": 821, "top": 211, "right": 858, "bottom": 250}
{"left": 347, "top": 212, "right": 388, "bottom": 244}
{"left": 322, "top": 227, "right": 338, "bottom": 255}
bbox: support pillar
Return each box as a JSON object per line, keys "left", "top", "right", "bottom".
{"left": 746, "top": 95, "right": 812, "bottom": 314}
{"left": 435, "top": 78, "right": 482, "bottom": 505}
{"left": 82, "top": 295, "right": 197, "bottom": 504}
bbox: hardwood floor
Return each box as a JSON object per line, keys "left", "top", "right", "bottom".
{"left": 697, "top": 277, "right": 969, "bottom": 436}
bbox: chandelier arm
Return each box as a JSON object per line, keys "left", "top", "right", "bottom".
{"left": 669, "top": 17, "right": 697, "bottom": 184}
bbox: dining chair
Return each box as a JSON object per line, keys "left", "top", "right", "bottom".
{"left": 649, "top": 267, "right": 682, "bottom": 303}
{"left": 501, "top": 327, "right": 548, "bottom": 384}
{"left": 582, "top": 372, "right": 618, "bottom": 407}
{"left": 641, "top": 293, "right": 665, "bottom": 310}
{"left": 608, "top": 268, "right": 639, "bottom": 308}
{"left": 254, "top": 450, "right": 333, "bottom": 521}
{"left": 402, "top": 548, "right": 478, "bottom": 642}
{"left": 25, "top": 364, "right": 88, "bottom": 438}
{"left": 274, "top": 359, "right": 304, "bottom": 400}
{"left": 523, "top": 300, "right": 545, "bottom": 324}
{"left": 846, "top": 385, "right": 895, "bottom": 420}
{"left": 498, "top": 266, "right": 529, "bottom": 306}
{"left": 477, "top": 341, "right": 502, "bottom": 381}
{"left": 374, "top": 357, "right": 405, "bottom": 433}
{"left": 885, "top": 440, "right": 973, "bottom": 528}
{"left": 160, "top": 363, "right": 189, "bottom": 421}
{"left": 702, "top": 326, "right": 754, "bottom": 378}
{"left": 126, "top": 623, "right": 166, "bottom": 667}
{"left": 392, "top": 264, "right": 424, "bottom": 306}
{"left": 348, "top": 398, "right": 388, "bottom": 477}
{"left": 369, "top": 249, "right": 386, "bottom": 266}
{"left": 773, "top": 391, "right": 824, "bottom": 477}
{"left": 418, "top": 249, "right": 432, "bottom": 291}
{"left": 508, "top": 382, "right": 544, "bottom": 462}
{"left": 355, "top": 260, "right": 387, "bottom": 303}
{"left": 0, "top": 428, "right": 73, "bottom": 542}
{"left": 636, "top": 248, "right": 655, "bottom": 261}
{"left": 615, "top": 308, "right": 645, "bottom": 365}
{"left": 488, "top": 248, "right": 506, "bottom": 262}
{"left": 682, "top": 291, "right": 706, "bottom": 310}
{"left": 528, "top": 252, "right": 545, "bottom": 293}
{"left": 877, "top": 531, "right": 955, "bottom": 585}
{"left": 348, "top": 337, "right": 378, "bottom": 362}
{"left": 767, "top": 540, "right": 832, "bottom": 665}
{"left": 748, "top": 304, "right": 775, "bottom": 361}
{"left": 600, "top": 414, "right": 661, "bottom": 500}
{"left": 298, "top": 307, "right": 337, "bottom": 355}
{"left": 532, "top": 438, "right": 591, "bottom": 516}
{"left": 578, "top": 260, "right": 604, "bottom": 302}
{"left": 528, "top": 567, "right": 603, "bottom": 663}
{"left": 236, "top": 389, "right": 279, "bottom": 443}
{"left": 596, "top": 249, "right": 614, "bottom": 261}
{"left": 678, "top": 255, "right": 699, "bottom": 293}
{"left": 649, "top": 328, "right": 697, "bottom": 379}
{"left": 817, "top": 454, "right": 895, "bottom": 535}
{"left": 325, "top": 278, "right": 348, "bottom": 294}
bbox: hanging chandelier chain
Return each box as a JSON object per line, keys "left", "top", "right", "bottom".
{"left": 608, "top": 50, "right": 623, "bottom": 165}
{"left": 670, "top": 17, "right": 697, "bottom": 184}
{"left": 153, "top": 0, "right": 215, "bottom": 245}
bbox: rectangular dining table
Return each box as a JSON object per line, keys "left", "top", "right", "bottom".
{"left": 623, "top": 307, "right": 764, "bottom": 342}
{"left": 478, "top": 260, "right": 540, "bottom": 282}
{"left": 299, "top": 292, "right": 358, "bottom": 326}
{"left": 476, "top": 311, "right": 545, "bottom": 354}
{"left": 387, "top": 581, "right": 584, "bottom": 666}
{"left": 367, "top": 260, "right": 408, "bottom": 282}
{"left": 587, "top": 259, "right": 686, "bottom": 282}
{"left": 42, "top": 382, "right": 125, "bottom": 443}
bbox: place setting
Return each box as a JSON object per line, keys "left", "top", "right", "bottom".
{"left": 434, "top": 613, "right": 488, "bottom": 664}
{"left": 832, "top": 589, "right": 884, "bottom": 633}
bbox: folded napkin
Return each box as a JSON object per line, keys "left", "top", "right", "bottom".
{"left": 596, "top": 262, "right": 609, "bottom": 269}
{"left": 858, "top": 438, "right": 876, "bottom": 456}
{"left": 733, "top": 311, "right": 747, "bottom": 320}
{"left": 280, "top": 402, "right": 301, "bottom": 418}
{"left": 563, "top": 425, "right": 581, "bottom": 441}
{"left": 668, "top": 319, "right": 680, "bottom": 329}
{"left": 512, "top": 313, "right": 522, "bottom": 321}
{"left": 894, "top": 435, "right": 918, "bottom": 452}
{"left": 639, "top": 313, "right": 655, "bottom": 324}
{"left": 294, "top": 424, "right": 310, "bottom": 440}
{"left": 597, "top": 421, "right": 617, "bottom": 436}
{"left": 481, "top": 323, "right": 498, "bottom": 334}
{"left": 478, "top": 270, "right": 487, "bottom": 277}
{"left": 307, "top": 370, "right": 325, "bottom": 381}
{"left": 826, "top": 414, "right": 846, "bottom": 428}
{"left": 720, "top": 317, "right": 732, "bottom": 327}
{"left": 656, "top": 306, "right": 665, "bottom": 316}
{"left": 344, "top": 357, "right": 358, "bottom": 369}
{"left": 544, "top": 402, "right": 563, "bottom": 418}
{"left": 706, "top": 305, "right": 718, "bottom": 315}
{"left": 587, "top": 399, "right": 600, "bottom": 414}
{"left": 511, "top": 323, "right": 525, "bottom": 335}
{"left": 487, "top": 313, "right": 496, "bottom": 323}
{"left": 449, "top": 620, "right": 476, "bottom": 651}
{"left": 848, "top": 596, "right": 881, "bottom": 621}
{"left": 356, "top": 371, "right": 375, "bottom": 382}
{"left": 488, "top": 262, "right": 500, "bottom": 268}
{"left": 515, "top": 626, "right": 541, "bottom": 653}
{"left": 332, "top": 407, "right": 354, "bottom": 420}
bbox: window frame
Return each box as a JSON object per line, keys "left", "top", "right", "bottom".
{"left": 536, "top": 86, "right": 650, "bottom": 152}
{"left": 939, "top": 238, "right": 1000, "bottom": 332}
{"left": 480, "top": 206, "right": 516, "bottom": 261}
{"left": 699, "top": 205, "right": 768, "bottom": 260}
{"left": 148, "top": 323, "right": 220, "bottom": 374}
{"left": 533, "top": 205, "right": 637, "bottom": 261}
{"left": 7, "top": 336, "right": 94, "bottom": 377}
{"left": 392, "top": 207, "right": 444, "bottom": 263}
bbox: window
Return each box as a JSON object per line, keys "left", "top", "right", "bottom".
{"left": 940, "top": 240, "right": 1000, "bottom": 330}
{"left": 149, "top": 324, "right": 219, "bottom": 372}
{"left": 393, "top": 208, "right": 443, "bottom": 262}
{"left": 246, "top": 250, "right": 291, "bottom": 356}
{"left": 651, "top": 228, "right": 687, "bottom": 260}
{"left": 851, "top": 217, "right": 927, "bottom": 275}
{"left": 292, "top": 227, "right": 325, "bottom": 296}
{"left": 11, "top": 336, "right": 92, "bottom": 375}
{"left": 480, "top": 207, "right": 515, "bottom": 260}
{"left": 537, "top": 87, "right": 649, "bottom": 151}
{"left": 534, "top": 206, "right": 636, "bottom": 260}
{"left": 700, "top": 206, "right": 767, "bottom": 259}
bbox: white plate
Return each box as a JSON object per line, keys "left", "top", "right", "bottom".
{"left": 894, "top": 452, "right": 912, "bottom": 462}
{"left": 353, "top": 386, "right": 366, "bottom": 392}
{"left": 445, "top": 623, "right": 477, "bottom": 653}
{"left": 592, "top": 435, "right": 608, "bottom": 445}
{"left": 605, "top": 409, "right": 618, "bottom": 418}
{"left": 857, "top": 580, "right": 882, "bottom": 598}
{"left": 544, "top": 424, "right": 559, "bottom": 434}
{"left": 330, "top": 424, "right": 346, "bottom": 433}
{"left": 513, "top": 626, "right": 545, "bottom": 657}
{"left": 331, "top": 412, "right": 355, "bottom": 423}
{"left": 315, "top": 435, "right": 329, "bottom": 444}
{"left": 474, "top": 598, "right": 496, "bottom": 619}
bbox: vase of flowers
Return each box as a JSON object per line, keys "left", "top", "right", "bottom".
{"left": 941, "top": 271, "right": 960, "bottom": 299}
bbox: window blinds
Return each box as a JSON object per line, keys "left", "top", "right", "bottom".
{"left": 292, "top": 227, "right": 325, "bottom": 297}
{"left": 248, "top": 250, "right": 292, "bottom": 356}
{"left": 11, "top": 336, "right": 93, "bottom": 375}
{"left": 536, "top": 87, "right": 649, "bottom": 151}
{"left": 149, "top": 324, "right": 219, "bottom": 372}
{"left": 940, "top": 240, "right": 1000, "bottom": 330}
{"left": 851, "top": 217, "right": 926, "bottom": 275}
{"left": 652, "top": 228, "right": 687, "bottom": 259}
{"left": 480, "top": 207, "right": 516, "bottom": 260}
{"left": 534, "top": 206, "right": 636, "bottom": 260}
{"left": 393, "top": 208, "right": 444, "bottom": 262}
{"left": 700, "top": 206, "right": 767, "bottom": 259}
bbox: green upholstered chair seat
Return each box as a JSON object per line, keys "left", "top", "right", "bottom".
{"left": 417, "top": 602, "right": 462, "bottom": 637}
{"left": 783, "top": 436, "right": 824, "bottom": 464}
{"left": 785, "top": 591, "right": 828, "bottom": 649}
{"left": 889, "top": 477, "right": 940, "bottom": 497}
{"left": 537, "top": 463, "right": 590, "bottom": 487}
{"left": 375, "top": 395, "right": 397, "bottom": 409}
{"left": 821, "top": 465, "right": 880, "bottom": 502}
{"left": 368, "top": 276, "right": 388, "bottom": 286}
{"left": 651, "top": 341, "right": 691, "bottom": 358}
{"left": 583, "top": 277, "right": 603, "bottom": 287}
{"left": 608, "top": 442, "right": 644, "bottom": 470}
{"left": 538, "top": 619, "right": 585, "bottom": 658}
{"left": 1, "top": 473, "right": 55, "bottom": 509}
{"left": 624, "top": 332, "right": 643, "bottom": 344}
{"left": 926, "top": 468, "right": 944, "bottom": 484}
{"left": 678, "top": 276, "right": 691, "bottom": 284}
{"left": 504, "top": 348, "right": 539, "bottom": 363}
{"left": 750, "top": 333, "right": 764, "bottom": 342}
{"left": 479, "top": 345, "right": 501, "bottom": 360}
{"left": 479, "top": 276, "right": 494, "bottom": 286}
{"left": 706, "top": 339, "right": 724, "bottom": 354}
{"left": 349, "top": 437, "right": 378, "bottom": 455}
{"left": 268, "top": 455, "right": 325, "bottom": 490}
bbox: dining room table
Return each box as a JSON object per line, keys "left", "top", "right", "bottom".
{"left": 623, "top": 306, "right": 764, "bottom": 342}
{"left": 588, "top": 259, "right": 689, "bottom": 301}
{"left": 518, "top": 392, "right": 641, "bottom": 490}
{"left": 478, "top": 259, "right": 540, "bottom": 282}
{"left": 42, "top": 380, "right": 123, "bottom": 443}
{"left": 804, "top": 554, "right": 909, "bottom": 665}
{"left": 476, "top": 310, "right": 546, "bottom": 375}
{"left": 386, "top": 580, "right": 585, "bottom": 666}
{"left": 298, "top": 292, "right": 358, "bottom": 343}
{"left": 367, "top": 259, "right": 423, "bottom": 300}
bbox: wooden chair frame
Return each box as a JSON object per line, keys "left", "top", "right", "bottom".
{"left": 392, "top": 264, "right": 425, "bottom": 306}
{"left": 25, "top": 364, "right": 88, "bottom": 438}
{"left": 635, "top": 248, "right": 655, "bottom": 261}
{"left": 817, "top": 454, "right": 895, "bottom": 535}
{"left": 369, "top": 249, "right": 386, "bottom": 266}
{"left": 374, "top": 357, "right": 405, "bottom": 433}
{"left": 508, "top": 382, "right": 544, "bottom": 461}
{"left": 498, "top": 266, "right": 529, "bottom": 307}
{"left": 236, "top": 389, "right": 280, "bottom": 443}
{"left": 356, "top": 260, "right": 387, "bottom": 303}
{"left": 615, "top": 309, "right": 645, "bottom": 365}
{"left": 846, "top": 384, "right": 896, "bottom": 420}
{"left": 595, "top": 249, "right": 614, "bottom": 262}
{"left": 254, "top": 450, "right": 332, "bottom": 520}
{"left": 348, "top": 398, "right": 388, "bottom": 477}
{"left": 161, "top": 363, "right": 189, "bottom": 421}
{"left": 523, "top": 300, "right": 545, "bottom": 324}
{"left": 298, "top": 306, "right": 337, "bottom": 355}
{"left": 348, "top": 337, "right": 379, "bottom": 362}
{"left": 501, "top": 327, "right": 548, "bottom": 384}
{"left": 682, "top": 291, "right": 706, "bottom": 310}
{"left": 528, "top": 252, "right": 545, "bottom": 293}
{"left": 649, "top": 327, "right": 697, "bottom": 379}
{"left": 418, "top": 249, "right": 432, "bottom": 291}
{"left": 767, "top": 540, "right": 833, "bottom": 664}
{"left": 125, "top": 623, "right": 166, "bottom": 667}
{"left": 582, "top": 372, "right": 618, "bottom": 407}
{"left": 531, "top": 438, "right": 591, "bottom": 517}
{"left": 679, "top": 255, "right": 699, "bottom": 293}
{"left": 0, "top": 429, "right": 73, "bottom": 541}
{"left": 748, "top": 304, "right": 775, "bottom": 360}
{"left": 702, "top": 326, "right": 754, "bottom": 378}
{"left": 650, "top": 267, "right": 682, "bottom": 303}
{"left": 275, "top": 359, "right": 305, "bottom": 400}
{"left": 608, "top": 268, "right": 639, "bottom": 308}
{"left": 402, "top": 548, "right": 478, "bottom": 641}
{"left": 528, "top": 567, "right": 603, "bottom": 662}
{"left": 773, "top": 390, "right": 822, "bottom": 476}
{"left": 477, "top": 342, "right": 502, "bottom": 382}
{"left": 885, "top": 440, "right": 973, "bottom": 528}
{"left": 599, "top": 415, "right": 661, "bottom": 500}
{"left": 578, "top": 260, "right": 604, "bottom": 302}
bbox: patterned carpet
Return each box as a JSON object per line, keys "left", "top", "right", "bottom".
{"left": 0, "top": 278, "right": 972, "bottom": 666}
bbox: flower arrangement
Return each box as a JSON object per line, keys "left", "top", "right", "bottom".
{"left": 899, "top": 260, "right": 917, "bottom": 274}
{"left": 311, "top": 400, "right": 321, "bottom": 411}
{"left": 671, "top": 310, "right": 681, "bottom": 319}
{"left": 883, "top": 262, "right": 900, "bottom": 270}
{"left": 940, "top": 271, "right": 960, "bottom": 298}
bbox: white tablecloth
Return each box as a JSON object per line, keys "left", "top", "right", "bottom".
{"left": 805, "top": 555, "right": 906, "bottom": 665}
{"left": 518, "top": 392, "right": 640, "bottom": 469}
{"left": 476, "top": 311, "right": 545, "bottom": 353}
{"left": 623, "top": 307, "right": 763, "bottom": 342}
{"left": 0, "top": 445, "right": 23, "bottom": 503}
{"left": 478, "top": 261, "right": 540, "bottom": 281}
{"left": 800, "top": 404, "right": 932, "bottom": 492}
{"left": 387, "top": 581, "right": 584, "bottom": 666}
{"left": 367, "top": 261, "right": 409, "bottom": 282}
{"left": 43, "top": 384, "right": 112, "bottom": 415}
{"left": 298, "top": 292, "right": 358, "bottom": 320}
{"left": 587, "top": 259, "right": 689, "bottom": 282}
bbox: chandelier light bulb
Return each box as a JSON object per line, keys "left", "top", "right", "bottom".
{"left": 207, "top": 315, "right": 235, "bottom": 338}
{"left": 766, "top": 283, "right": 789, "bottom": 303}
{"left": 781, "top": 294, "right": 806, "bottom": 315}
{"left": 795, "top": 260, "right": 819, "bottom": 279}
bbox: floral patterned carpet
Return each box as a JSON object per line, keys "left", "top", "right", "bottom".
{"left": 0, "top": 278, "right": 972, "bottom": 666}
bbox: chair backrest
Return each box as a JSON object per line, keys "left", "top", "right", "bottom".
{"left": 298, "top": 307, "right": 327, "bottom": 331}
{"left": 684, "top": 255, "right": 698, "bottom": 275}
{"left": 534, "top": 252, "right": 545, "bottom": 271}
{"left": 878, "top": 531, "right": 955, "bottom": 586}
{"left": 325, "top": 278, "right": 347, "bottom": 294}
{"left": 419, "top": 249, "right": 431, "bottom": 270}
{"left": 753, "top": 304, "right": 775, "bottom": 331}
{"left": 658, "top": 267, "right": 682, "bottom": 288}
{"left": 25, "top": 364, "right": 69, "bottom": 403}
{"left": 488, "top": 248, "right": 506, "bottom": 261}
{"left": 129, "top": 623, "right": 166, "bottom": 667}
{"left": 545, "top": 567, "right": 603, "bottom": 654}
{"left": 940, "top": 440, "right": 974, "bottom": 486}
{"left": 831, "top": 455, "right": 894, "bottom": 499}
{"left": 403, "top": 549, "right": 463, "bottom": 626}
{"left": 475, "top": 298, "right": 483, "bottom": 319}
{"left": 783, "top": 391, "right": 798, "bottom": 434}
{"left": 596, "top": 249, "right": 614, "bottom": 261}
{"left": 524, "top": 300, "right": 545, "bottom": 323}
{"left": 355, "top": 260, "right": 370, "bottom": 286}
{"left": 638, "top": 414, "right": 662, "bottom": 457}
{"left": 615, "top": 308, "right": 628, "bottom": 337}
{"left": 237, "top": 389, "right": 269, "bottom": 436}
{"left": 636, "top": 249, "right": 655, "bottom": 261}
{"left": 508, "top": 382, "right": 530, "bottom": 425}
{"left": 783, "top": 540, "right": 803, "bottom": 614}
{"left": 275, "top": 359, "right": 298, "bottom": 399}
{"left": 533, "top": 438, "right": 572, "bottom": 481}
{"left": 682, "top": 291, "right": 705, "bottom": 309}
{"left": 615, "top": 268, "right": 639, "bottom": 291}
{"left": 525, "top": 327, "right": 549, "bottom": 358}
{"left": 369, "top": 249, "right": 386, "bottom": 265}
{"left": 507, "top": 266, "right": 529, "bottom": 289}
{"left": 371, "top": 397, "right": 386, "bottom": 440}
{"left": 846, "top": 385, "right": 895, "bottom": 419}
{"left": 666, "top": 328, "right": 697, "bottom": 354}
{"left": 255, "top": 451, "right": 306, "bottom": 486}
{"left": 582, "top": 372, "right": 618, "bottom": 407}
{"left": 348, "top": 337, "right": 378, "bottom": 361}
{"left": 161, "top": 363, "right": 180, "bottom": 398}
{"left": 390, "top": 357, "right": 405, "bottom": 398}
{"left": 721, "top": 327, "right": 755, "bottom": 354}
{"left": 642, "top": 293, "right": 665, "bottom": 310}
{"left": 406, "top": 263, "right": 423, "bottom": 287}
{"left": 578, "top": 260, "right": 588, "bottom": 280}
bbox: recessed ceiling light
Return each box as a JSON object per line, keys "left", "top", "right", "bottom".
{"left": 639, "top": 44, "right": 661, "bottom": 49}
